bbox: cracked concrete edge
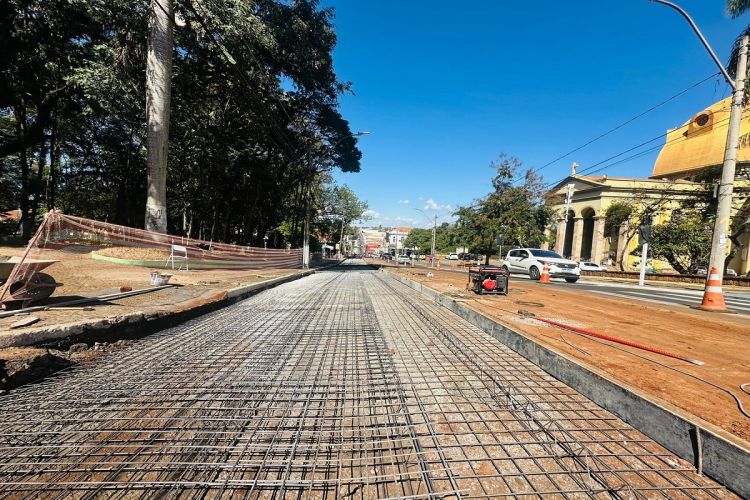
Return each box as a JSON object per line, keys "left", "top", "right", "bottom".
{"left": 0, "top": 262, "right": 343, "bottom": 350}
{"left": 385, "top": 271, "right": 750, "bottom": 498}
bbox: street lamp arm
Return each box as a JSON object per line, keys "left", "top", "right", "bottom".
{"left": 649, "top": 0, "right": 736, "bottom": 88}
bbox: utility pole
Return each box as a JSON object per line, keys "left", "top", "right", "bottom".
{"left": 302, "top": 155, "right": 312, "bottom": 269}
{"left": 563, "top": 182, "right": 575, "bottom": 222}
{"left": 638, "top": 242, "right": 649, "bottom": 286}
{"left": 650, "top": 1, "right": 748, "bottom": 311}
{"left": 704, "top": 35, "right": 748, "bottom": 306}
{"left": 431, "top": 214, "right": 437, "bottom": 268}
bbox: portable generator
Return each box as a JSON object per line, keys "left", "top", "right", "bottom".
{"left": 468, "top": 265, "right": 509, "bottom": 295}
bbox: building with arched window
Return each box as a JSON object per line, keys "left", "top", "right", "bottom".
{"left": 546, "top": 176, "right": 719, "bottom": 269}
{"left": 545, "top": 97, "right": 750, "bottom": 274}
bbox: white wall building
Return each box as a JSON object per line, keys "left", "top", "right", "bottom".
{"left": 386, "top": 227, "right": 412, "bottom": 255}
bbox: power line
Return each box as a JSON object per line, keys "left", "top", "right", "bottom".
{"left": 540, "top": 112, "right": 733, "bottom": 192}
{"left": 458, "top": 105, "right": 733, "bottom": 214}
{"left": 514, "top": 72, "right": 722, "bottom": 183}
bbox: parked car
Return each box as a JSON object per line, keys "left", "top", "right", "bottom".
{"left": 397, "top": 254, "right": 411, "bottom": 265}
{"left": 417, "top": 254, "right": 427, "bottom": 260}
{"left": 458, "top": 253, "right": 478, "bottom": 261}
{"left": 726, "top": 268, "right": 738, "bottom": 277}
{"left": 502, "top": 248, "right": 580, "bottom": 283}
{"left": 380, "top": 253, "right": 392, "bottom": 261}
{"left": 578, "top": 262, "right": 608, "bottom": 272}
{"left": 446, "top": 253, "right": 459, "bottom": 260}
{"left": 695, "top": 267, "right": 707, "bottom": 275}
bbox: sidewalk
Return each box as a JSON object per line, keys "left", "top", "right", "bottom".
{"left": 373, "top": 260, "right": 750, "bottom": 444}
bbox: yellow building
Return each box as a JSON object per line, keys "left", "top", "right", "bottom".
{"left": 547, "top": 98, "right": 750, "bottom": 274}
{"left": 653, "top": 97, "right": 750, "bottom": 179}
{"left": 546, "top": 176, "right": 710, "bottom": 270}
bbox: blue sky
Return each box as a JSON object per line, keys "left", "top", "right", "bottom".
{"left": 325, "top": 1, "right": 746, "bottom": 228}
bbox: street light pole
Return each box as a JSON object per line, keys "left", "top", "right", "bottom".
{"left": 650, "top": 0, "right": 748, "bottom": 311}
{"left": 649, "top": 0, "right": 734, "bottom": 85}
{"left": 302, "top": 154, "right": 312, "bottom": 269}
{"left": 415, "top": 208, "right": 438, "bottom": 268}
{"left": 431, "top": 214, "right": 437, "bottom": 268}
{"left": 705, "top": 36, "right": 748, "bottom": 298}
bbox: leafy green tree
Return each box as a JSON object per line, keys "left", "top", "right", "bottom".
{"left": 0, "top": 0, "right": 361, "bottom": 247}
{"left": 728, "top": 0, "right": 750, "bottom": 18}
{"left": 455, "top": 154, "right": 551, "bottom": 263}
{"left": 648, "top": 211, "right": 713, "bottom": 274}
{"left": 604, "top": 202, "right": 634, "bottom": 239}
{"left": 404, "top": 228, "right": 432, "bottom": 254}
{"left": 330, "top": 185, "right": 368, "bottom": 253}
{"left": 308, "top": 180, "right": 367, "bottom": 254}
{"left": 404, "top": 223, "right": 458, "bottom": 254}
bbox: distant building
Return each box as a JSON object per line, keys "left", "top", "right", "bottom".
{"left": 357, "top": 228, "right": 386, "bottom": 255}
{"left": 386, "top": 226, "right": 412, "bottom": 255}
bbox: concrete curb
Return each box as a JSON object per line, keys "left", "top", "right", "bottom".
{"left": 0, "top": 262, "right": 342, "bottom": 350}
{"left": 385, "top": 271, "right": 750, "bottom": 497}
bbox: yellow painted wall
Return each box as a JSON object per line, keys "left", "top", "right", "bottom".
{"left": 652, "top": 97, "right": 750, "bottom": 178}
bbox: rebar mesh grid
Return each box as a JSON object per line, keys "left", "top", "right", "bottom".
{"left": 369, "top": 273, "right": 731, "bottom": 499}
{"left": 0, "top": 262, "right": 733, "bottom": 498}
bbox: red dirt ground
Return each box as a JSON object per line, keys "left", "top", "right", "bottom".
{"left": 373, "top": 260, "right": 750, "bottom": 443}
{"left": 0, "top": 245, "right": 301, "bottom": 341}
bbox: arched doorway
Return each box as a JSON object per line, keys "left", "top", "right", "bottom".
{"left": 580, "top": 207, "right": 596, "bottom": 261}
{"left": 563, "top": 210, "right": 575, "bottom": 258}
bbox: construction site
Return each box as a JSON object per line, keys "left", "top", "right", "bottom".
{"left": 0, "top": 258, "right": 745, "bottom": 497}
{"left": 6, "top": 0, "right": 750, "bottom": 497}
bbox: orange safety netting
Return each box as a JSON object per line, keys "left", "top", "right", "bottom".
{"left": 0, "top": 211, "right": 302, "bottom": 306}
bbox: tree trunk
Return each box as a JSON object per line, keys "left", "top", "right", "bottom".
{"left": 15, "top": 106, "right": 33, "bottom": 240}
{"left": 339, "top": 219, "right": 345, "bottom": 257}
{"left": 144, "top": 0, "right": 174, "bottom": 232}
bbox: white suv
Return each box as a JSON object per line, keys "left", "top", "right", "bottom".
{"left": 502, "top": 248, "right": 580, "bottom": 283}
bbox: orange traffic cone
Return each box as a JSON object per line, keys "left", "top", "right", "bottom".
{"left": 436, "top": 260, "right": 441, "bottom": 271}
{"left": 693, "top": 267, "right": 731, "bottom": 312}
{"left": 539, "top": 263, "right": 551, "bottom": 283}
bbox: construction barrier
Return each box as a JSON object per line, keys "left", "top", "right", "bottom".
{"left": 0, "top": 211, "right": 303, "bottom": 306}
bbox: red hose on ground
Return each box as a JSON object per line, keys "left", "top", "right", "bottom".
{"left": 533, "top": 316, "right": 704, "bottom": 366}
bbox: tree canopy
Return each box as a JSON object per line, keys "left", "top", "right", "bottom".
{"left": 1, "top": 0, "right": 362, "bottom": 246}
{"left": 648, "top": 211, "right": 713, "bottom": 274}
{"left": 454, "top": 154, "right": 551, "bottom": 263}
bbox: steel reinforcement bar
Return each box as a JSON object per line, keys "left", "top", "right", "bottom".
{"left": 0, "top": 261, "right": 732, "bottom": 498}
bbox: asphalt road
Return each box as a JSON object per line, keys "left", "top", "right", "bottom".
{"left": 561, "top": 279, "right": 750, "bottom": 315}
{"left": 394, "top": 261, "right": 750, "bottom": 316}
{"left": 0, "top": 261, "right": 726, "bottom": 497}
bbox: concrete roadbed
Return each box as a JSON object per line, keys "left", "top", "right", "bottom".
{"left": 384, "top": 270, "right": 750, "bottom": 497}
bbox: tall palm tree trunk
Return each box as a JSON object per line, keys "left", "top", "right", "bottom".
{"left": 144, "top": 0, "right": 174, "bottom": 232}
